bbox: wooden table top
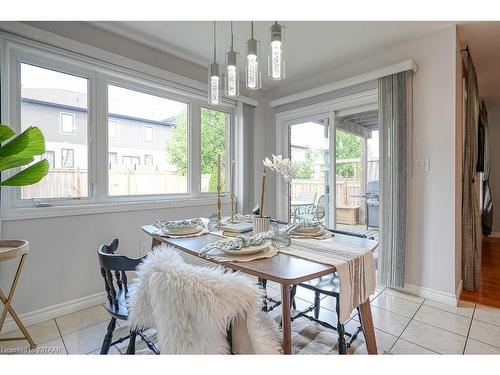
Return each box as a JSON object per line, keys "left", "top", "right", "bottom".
{"left": 142, "top": 225, "right": 378, "bottom": 285}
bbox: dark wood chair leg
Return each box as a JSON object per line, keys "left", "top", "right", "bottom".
{"left": 313, "top": 291, "right": 321, "bottom": 319}
{"left": 125, "top": 330, "right": 137, "bottom": 354}
{"left": 335, "top": 297, "right": 347, "bottom": 354}
{"left": 100, "top": 317, "right": 116, "bottom": 354}
{"left": 258, "top": 278, "right": 268, "bottom": 312}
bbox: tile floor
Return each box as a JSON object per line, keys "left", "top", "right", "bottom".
{"left": 2, "top": 286, "right": 500, "bottom": 355}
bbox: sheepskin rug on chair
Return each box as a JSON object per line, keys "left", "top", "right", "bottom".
{"left": 128, "top": 244, "right": 282, "bottom": 354}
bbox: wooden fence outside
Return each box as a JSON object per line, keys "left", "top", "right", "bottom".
{"left": 21, "top": 166, "right": 210, "bottom": 199}
{"left": 291, "top": 178, "right": 362, "bottom": 207}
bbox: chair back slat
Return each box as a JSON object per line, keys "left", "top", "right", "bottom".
{"left": 122, "top": 271, "right": 129, "bottom": 295}
{"left": 105, "top": 269, "right": 119, "bottom": 309}
{"left": 115, "top": 270, "right": 123, "bottom": 290}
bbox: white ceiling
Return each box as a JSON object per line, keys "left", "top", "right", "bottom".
{"left": 458, "top": 22, "right": 500, "bottom": 107}
{"left": 92, "top": 21, "right": 451, "bottom": 89}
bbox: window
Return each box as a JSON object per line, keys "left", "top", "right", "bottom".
{"left": 43, "top": 151, "right": 55, "bottom": 168}
{"left": 108, "top": 120, "right": 119, "bottom": 139}
{"left": 144, "top": 155, "right": 153, "bottom": 166}
{"left": 20, "top": 63, "right": 89, "bottom": 200}
{"left": 108, "top": 84, "right": 188, "bottom": 196}
{"left": 108, "top": 152, "right": 117, "bottom": 165}
{"left": 122, "top": 155, "right": 140, "bottom": 165}
{"left": 200, "top": 107, "right": 229, "bottom": 193}
{"left": 60, "top": 112, "right": 76, "bottom": 134}
{"left": 8, "top": 41, "right": 237, "bottom": 215}
{"left": 143, "top": 126, "right": 153, "bottom": 142}
{"left": 61, "top": 148, "right": 75, "bottom": 168}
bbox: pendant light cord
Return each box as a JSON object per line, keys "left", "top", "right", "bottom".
{"left": 230, "top": 21, "right": 234, "bottom": 50}
{"left": 251, "top": 21, "right": 254, "bottom": 39}
{"left": 213, "top": 21, "right": 216, "bottom": 62}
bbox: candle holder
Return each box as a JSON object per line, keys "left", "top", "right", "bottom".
{"left": 216, "top": 184, "right": 222, "bottom": 223}
{"left": 230, "top": 192, "right": 236, "bottom": 223}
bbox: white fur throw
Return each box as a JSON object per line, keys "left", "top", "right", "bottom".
{"left": 128, "top": 244, "right": 282, "bottom": 354}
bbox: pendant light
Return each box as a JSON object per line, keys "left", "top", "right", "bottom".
{"left": 268, "top": 21, "right": 285, "bottom": 80}
{"left": 225, "top": 21, "right": 239, "bottom": 97}
{"left": 245, "top": 21, "right": 262, "bottom": 90}
{"left": 208, "top": 21, "right": 221, "bottom": 105}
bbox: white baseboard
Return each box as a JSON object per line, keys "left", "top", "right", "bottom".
{"left": 2, "top": 291, "right": 106, "bottom": 334}
{"left": 404, "top": 283, "right": 459, "bottom": 306}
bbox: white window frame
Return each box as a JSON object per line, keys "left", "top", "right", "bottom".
{"left": 43, "top": 150, "right": 55, "bottom": 168}
{"left": 199, "top": 105, "right": 233, "bottom": 195}
{"left": 59, "top": 112, "right": 76, "bottom": 135}
{"left": 0, "top": 34, "right": 237, "bottom": 220}
{"left": 4, "top": 44, "right": 97, "bottom": 209}
{"left": 61, "top": 148, "right": 75, "bottom": 168}
{"left": 108, "top": 152, "right": 117, "bottom": 165}
{"left": 143, "top": 125, "right": 153, "bottom": 143}
{"left": 104, "top": 78, "right": 196, "bottom": 201}
{"left": 108, "top": 119, "right": 118, "bottom": 139}
{"left": 144, "top": 154, "right": 153, "bottom": 166}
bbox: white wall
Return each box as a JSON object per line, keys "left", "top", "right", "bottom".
{"left": 265, "top": 26, "right": 460, "bottom": 298}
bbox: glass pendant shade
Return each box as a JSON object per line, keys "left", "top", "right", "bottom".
{"left": 225, "top": 50, "right": 239, "bottom": 97}
{"left": 246, "top": 38, "right": 262, "bottom": 89}
{"left": 268, "top": 22, "right": 286, "bottom": 80}
{"left": 208, "top": 62, "right": 221, "bottom": 105}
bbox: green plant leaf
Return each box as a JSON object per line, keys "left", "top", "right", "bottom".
{"left": 0, "top": 159, "right": 49, "bottom": 186}
{"left": 0, "top": 126, "right": 45, "bottom": 158}
{"left": 0, "top": 155, "right": 35, "bottom": 172}
{"left": 0, "top": 124, "right": 15, "bottom": 143}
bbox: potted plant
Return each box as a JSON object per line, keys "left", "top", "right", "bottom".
{"left": 0, "top": 125, "right": 49, "bottom": 230}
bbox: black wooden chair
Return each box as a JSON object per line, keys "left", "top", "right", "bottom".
{"left": 291, "top": 230, "right": 379, "bottom": 354}
{"left": 262, "top": 221, "right": 377, "bottom": 354}
{"left": 97, "top": 239, "right": 159, "bottom": 354}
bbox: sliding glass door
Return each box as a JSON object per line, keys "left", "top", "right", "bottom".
{"left": 288, "top": 118, "right": 333, "bottom": 227}
{"left": 284, "top": 108, "right": 379, "bottom": 240}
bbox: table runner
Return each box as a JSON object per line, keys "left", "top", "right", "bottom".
{"left": 278, "top": 239, "right": 376, "bottom": 323}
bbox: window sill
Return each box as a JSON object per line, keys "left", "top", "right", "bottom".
{"left": 1, "top": 196, "right": 230, "bottom": 221}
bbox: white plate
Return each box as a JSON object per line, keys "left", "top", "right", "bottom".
{"left": 292, "top": 230, "right": 327, "bottom": 238}
{"left": 220, "top": 241, "right": 270, "bottom": 255}
{"left": 293, "top": 227, "right": 322, "bottom": 234}
{"left": 164, "top": 225, "right": 202, "bottom": 236}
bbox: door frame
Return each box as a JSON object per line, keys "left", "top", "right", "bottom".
{"left": 275, "top": 89, "right": 378, "bottom": 223}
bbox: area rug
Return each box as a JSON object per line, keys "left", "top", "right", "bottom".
{"left": 109, "top": 308, "right": 380, "bottom": 355}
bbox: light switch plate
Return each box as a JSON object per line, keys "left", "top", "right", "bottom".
{"left": 416, "top": 158, "right": 430, "bottom": 172}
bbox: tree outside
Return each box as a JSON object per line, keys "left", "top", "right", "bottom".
{"left": 166, "top": 108, "right": 226, "bottom": 192}
{"left": 292, "top": 148, "right": 313, "bottom": 179}
{"left": 336, "top": 130, "right": 361, "bottom": 178}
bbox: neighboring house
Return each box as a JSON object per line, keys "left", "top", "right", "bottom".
{"left": 21, "top": 88, "right": 176, "bottom": 171}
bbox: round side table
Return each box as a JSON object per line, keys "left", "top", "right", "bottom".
{"left": 0, "top": 240, "right": 36, "bottom": 349}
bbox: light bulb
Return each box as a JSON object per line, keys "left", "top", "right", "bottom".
{"left": 247, "top": 54, "right": 258, "bottom": 89}
{"left": 209, "top": 75, "right": 220, "bottom": 104}
{"left": 271, "top": 40, "right": 282, "bottom": 79}
{"left": 226, "top": 65, "right": 237, "bottom": 96}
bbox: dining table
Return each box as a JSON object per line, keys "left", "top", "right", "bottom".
{"left": 141, "top": 224, "right": 379, "bottom": 355}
